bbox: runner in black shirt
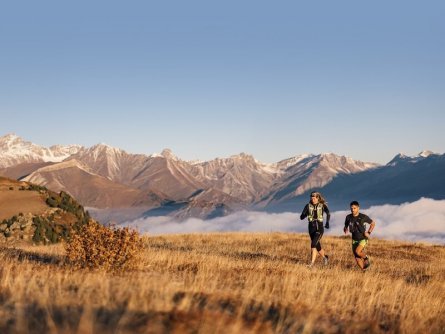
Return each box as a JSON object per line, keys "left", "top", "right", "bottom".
{"left": 300, "top": 191, "right": 330, "bottom": 268}
{"left": 343, "top": 201, "right": 376, "bottom": 271}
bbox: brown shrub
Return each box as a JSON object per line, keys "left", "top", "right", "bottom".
{"left": 65, "top": 221, "right": 143, "bottom": 272}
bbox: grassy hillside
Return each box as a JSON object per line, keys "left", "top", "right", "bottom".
{"left": 0, "top": 177, "right": 90, "bottom": 244}
{"left": 0, "top": 233, "right": 443, "bottom": 333}
{"left": 0, "top": 177, "right": 49, "bottom": 220}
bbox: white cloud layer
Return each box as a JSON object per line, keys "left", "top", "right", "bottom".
{"left": 123, "top": 198, "right": 445, "bottom": 245}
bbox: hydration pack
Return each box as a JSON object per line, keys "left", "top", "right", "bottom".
{"left": 348, "top": 216, "right": 366, "bottom": 234}
{"left": 308, "top": 203, "right": 324, "bottom": 223}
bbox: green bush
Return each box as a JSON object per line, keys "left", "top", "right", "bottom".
{"left": 6, "top": 216, "right": 18, "bottom": 227}
{"left": 27, "top": 184, "right": 47, "bottom": 192}
{"left": 32, "top": 216, "right": 64, "bottom": 245}
{"left": 46, "top": 191, "right": 90, "bottom": 226}
{"left": 46, "top": 196, "right": 59, "bottom": 208}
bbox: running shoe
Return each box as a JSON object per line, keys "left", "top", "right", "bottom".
{"left": 363, "top": 256, "right": 371, "bottom": 270}
{"left": 323, "top": 255, "right": 329, "bottom": 266}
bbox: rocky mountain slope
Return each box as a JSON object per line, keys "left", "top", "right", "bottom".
{"left": 1, "top": 134, "right": 443, "bottom": 220}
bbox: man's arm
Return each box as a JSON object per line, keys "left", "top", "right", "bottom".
{"left": 343, "top": 217, "right": 349, "bottom": 234}
{"left": 364, "top": 220, "right": 376, "bottom": 238}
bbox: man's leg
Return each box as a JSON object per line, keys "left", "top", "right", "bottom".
{"left": 354, "top": 243, "right": 367, "bottom": 269}
{"left": 354, "top": 254, "right": 365, "bottom": 269}
{"left": 355, "top": 243, "right": 366, "bottom": 258}
{"left": 352, "top": 242, "right": 364, "bottom": 269}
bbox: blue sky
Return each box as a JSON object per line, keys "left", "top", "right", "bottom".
{"left": 1, "top": 1, "right": 444, "bottom": 164}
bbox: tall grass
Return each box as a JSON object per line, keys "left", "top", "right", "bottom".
{"left": 0, "top": 233, "right": 443, "bottom": 333}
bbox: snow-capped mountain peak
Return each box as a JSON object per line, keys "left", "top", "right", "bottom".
{"left": 0, "top": 133, "right": 21, "bottom": 144}
{"left": 86, "top": 143, "right": 125, "bottom": 159}
{"left": 276, "top": 153, "right": 314, "bottom": 170}
{"left": 231, "top": 152, "right": 255, "bottom": 160}
{"left": 0, "top": 134, "right": 83, "bottom": 168}
{"left": 160, "top": 148, "right": 179, "bottom": 160}
{"left": 387, "top": 151, "right": 438, "bottom": 166}
{"left": 318, "top": 153, "right": 379, "bottom": 172}
{"left": 0, "top": 133, "right": 27, "bottom": 149}
{"left": 418, "top": 150, "right": 434, "bottom": 158}
{"left": 49, "top": 144, "right": 83, "bottom": 156}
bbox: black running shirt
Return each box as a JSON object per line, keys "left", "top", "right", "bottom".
{"left": 344, "top": 213, "right": 372, "bottom": 241}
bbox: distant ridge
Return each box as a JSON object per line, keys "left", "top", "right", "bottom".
{"left": 1, "top": 134, "right": 444, "bottom": 220}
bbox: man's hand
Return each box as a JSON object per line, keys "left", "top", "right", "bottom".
{"left": 343, "top": 227, "right": 348, "bottom": 235}
{"left": 324, "top": 222, "right": 330, "bottom": 229}
{"left": 364, "top": 232, "right": 371, "bottom": 239}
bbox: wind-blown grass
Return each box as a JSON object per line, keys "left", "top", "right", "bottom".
{"left": 0, "top": 233, "right": 443, "bottom": 333}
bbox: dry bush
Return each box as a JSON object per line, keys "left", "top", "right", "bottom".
{"left": 65, "top": 220, "right": 143, "bottom": 271}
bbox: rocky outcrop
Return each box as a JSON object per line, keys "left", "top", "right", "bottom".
{"left": 0, "top": 209, "right": 57, "bottom": 243}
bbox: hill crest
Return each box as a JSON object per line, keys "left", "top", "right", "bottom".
{"left": 0, "top": 177, "right": 91, "bottom": 244}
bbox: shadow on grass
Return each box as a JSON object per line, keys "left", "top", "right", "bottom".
{"left": 0, "top": 289, "right": 412, "bottom": 334}
{"left": 0, "top": 296, "right": 296, "bottom": 334}
{"left": 0, "top": 246, "right": 64, "bottom": 266}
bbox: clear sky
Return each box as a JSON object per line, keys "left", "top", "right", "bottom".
{"left": 1, "top": 1, "right": 444, "bottom": 164}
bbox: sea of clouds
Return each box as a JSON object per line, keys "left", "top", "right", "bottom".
{"left": 122, "top": 198, "right": 445, "bottom": 245}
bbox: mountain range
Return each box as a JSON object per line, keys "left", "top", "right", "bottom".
{"left": 1, "top": 133, "right": 444, "bottom": 222}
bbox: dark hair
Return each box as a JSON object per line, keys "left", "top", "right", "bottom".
{"left": 350, "top": 200, "right": 360, "bottom": 207}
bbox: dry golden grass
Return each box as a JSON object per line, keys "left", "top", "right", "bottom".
{"left": 0, "top": 189, "right": 48, "bottom": 220}
{"left": 0, "top": 233, "right": 443, "bottom": 333}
